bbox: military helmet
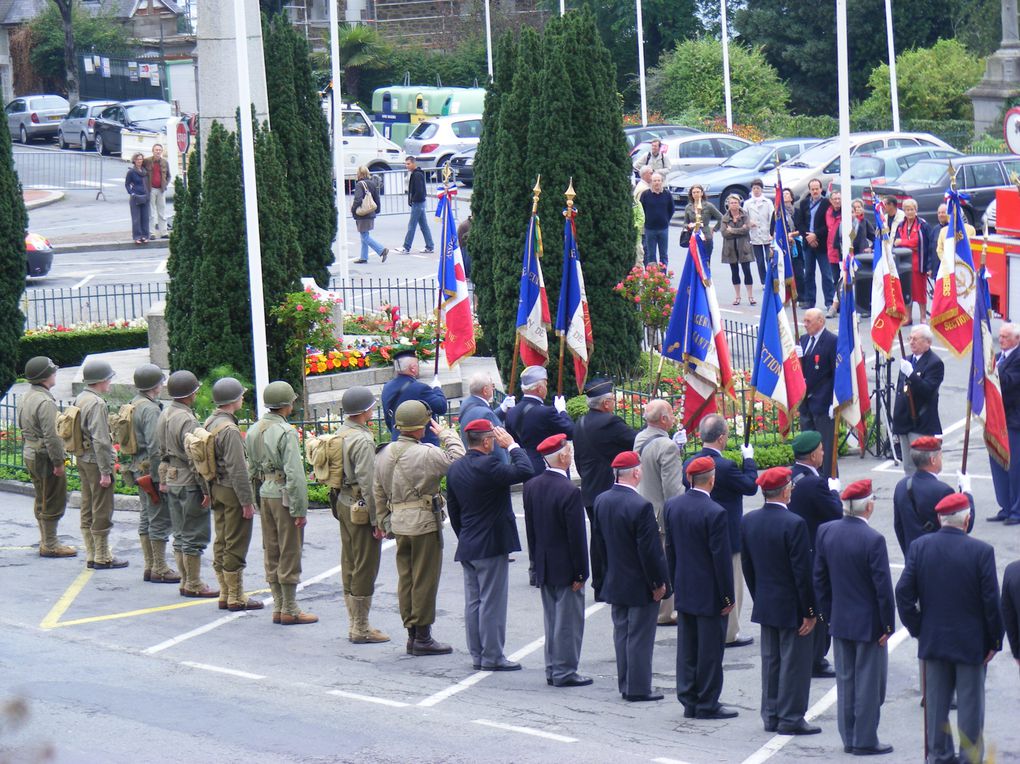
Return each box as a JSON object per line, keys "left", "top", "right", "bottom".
{"left": 133, "top": 363, "right": 165, "bottom": 392}
{"left": 263, "top": 381, "right": 298, "bottom": 409}
{"left": 167, "top": 370, "right": 201, "bottom": 399}
{"left": 82, "top": 358, "right": 115, "bottom": 385}
{"left": 395, "top": 400, "right": 431, "bottom": 430}
{"left": 341, "top": 386, "right": 375, "bottom": 415}
{"left": 24, "top": 356, "right": 57, "bottom": 382}
{"left": 212, "top": 377, "right": 245, "bottom": 406}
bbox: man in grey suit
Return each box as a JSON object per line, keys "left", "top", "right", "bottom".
{"left": 814, "top": 480, "right": 896, "bottom": 755}
{"left": 635, "top": 399, "right": 686, "bottom": 626}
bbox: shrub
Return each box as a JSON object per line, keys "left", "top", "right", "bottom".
{"left": 18, "top": 325, "right": 147, "bottom": 368}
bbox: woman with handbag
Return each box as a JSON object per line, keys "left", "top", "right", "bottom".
{"left": 351, "top": 166, "right": 389, "bottom": 264}
{"left": 720, "top": 194, "right": 755, "bottom": 305}
{"left": 125, "top": 152, "right": 150, "bottom": 245}
{"left": 682, "top": 184, "right": 722, "bottom": 257}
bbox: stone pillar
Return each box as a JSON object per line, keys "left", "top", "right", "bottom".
{"left": 196, "top": 0, "right": 270, "bottom": 155}
{"left": 968, "top": 0, "right": 1020, "bottom": 137}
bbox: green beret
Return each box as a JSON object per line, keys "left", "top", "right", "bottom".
{"left": 791, "top": 430, "right": 822, "bottom": 456}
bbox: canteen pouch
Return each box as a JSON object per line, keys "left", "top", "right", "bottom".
{"left": 350, "top": 498, "right": 370, "bottom": 526}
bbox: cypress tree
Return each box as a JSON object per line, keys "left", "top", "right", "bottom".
{"left": 0, "top": 103, "right": 26, "bottom": 393}
{"left": 166, "top": 151, "right": 201, "bottom": 369}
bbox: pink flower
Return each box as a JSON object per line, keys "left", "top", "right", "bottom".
{"left": 634, "top": 296, "right": 641, "bottom": 303}
{"left": 319, "top": 306, "right": 328, "bottom": 313}
{"left": 295, "top": 304, "right": 304, "bottom": 311}
{"left": 615, "top": 282, "right": 623, "bottom": 290}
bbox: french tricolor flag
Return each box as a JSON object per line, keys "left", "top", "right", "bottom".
{"left": 555, "top": 208, "right": 593, "bottom": 393}
{"left": 833, "top": 251, "right": 871, "bottom": 444}
{"left": 970, "top": 266, "right": 1009, "bottom": 469}
{"left": 515, "top": 211, "right": 550, "bottom": 365}
{"left": 435, "top": 192, "right": 475, "bottom": 367}
{"left": 870, "top": 198, "right": 908, "bottom": 357}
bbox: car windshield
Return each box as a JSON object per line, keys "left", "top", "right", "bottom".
{"left": 125, "top": 102, "right": 172, "bottom": 121}
{"left": 784, "top": 140, "right": 837, "bottom": 167}
{"left": 896, "top": 161, "right": 949, "bottom": 186}
{"left": 35, "top": 96, "right": 67, "bottom": 109}
{"left": 721, "top": 144, "right": 772, "bottom": 169}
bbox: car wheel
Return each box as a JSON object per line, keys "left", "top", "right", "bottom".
{"left": 19, "top": 124, "right": 28, "bottom": 144}
{"left": 57, "top": 130, "right": 67, "bottom": 149}
{"left": 80, "top": 132, "right": 90, "bottom": 151}
{"left": 436, "top": 154, "right": 454, "bottom": 172}
{"left": 722, "top": 186, "right": 748, "bottom": 203}
{"left": 963, "top": 206, "right": 976, "bottom": 227}
{"left": 95, "top": 134, "right": 107, "bottom": 156}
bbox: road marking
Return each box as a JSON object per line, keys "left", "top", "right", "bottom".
{"left": 179, "top": 661, "right": 265, "bottom": 681}
{"left": 44, "top": 588, "right": 271, "bottom": 629}
{"left": 417, "top": 602, "right": 606, "bottom": 708}
{"left": 471, "top": 719, "right": 577, "bottom": 744}
{"left": 0, "top": 546, "right": 36, "bottom": 550}
{"left": 739, "top": 627, "right": 911, "bottom": 764}
{"left": 653, "top": 758, "right": 697, "bottom": 764}
{"left": 70, "top": 274, "right": 94, "bottom": 290}
{"left": 39, "top": 569, "right": 93, "bottom": 629}
{"left": 327, "top": 690, "right": 409, "bottom": 708}
{"left": 155, "top": 258, "right": 167, "bottom": 274}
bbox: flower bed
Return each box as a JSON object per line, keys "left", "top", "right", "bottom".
{"left": 18, "top": 319, "right": 149, "bottom": 368}
{"left": 305, "top": 348, "right": 371, "bottom": 376}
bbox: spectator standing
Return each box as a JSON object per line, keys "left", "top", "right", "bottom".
{"left": 850, "top": 199, "right": 875, "bottom": 255}
{"left": 125, "top": 152, "right": 150, "bottom": 245}
{"left": 144, "top": 143, "right": 171, "bottom": 239}
{"left": 744, "top": 179, "right": 774, "bottom": 287}
{"left": 684, "top": 185, "right": 723, "bottom": 257}
{"left": 824, "top": 190, "right": 842, "bottom": 318}
{"left": 794, "top": 179, "right": 833, "bottom": 311}
{"left": 893, "top": 198, "right": 932, "bottom": 323}
{"left": 639, "top": 173, "right": 675, "bottom": 267}
{"left": 1003, "top": 559, "right": 1020, "bottom": 677}
{"left": 639, "top": 139, "right": 671, "bottom": 173}
{"left": 934, "top": 201, "right": 976, "bottom": 263}
{"left": 782, "top": 187, "right": 806, "bottom": 298}
{"left": 398, "top": 156, "right": 434, "bottom": 254}
{"left": 351, "top": 166, "right": 390, "bottom": 264}
{"left": 721, "top": 194, "right": 755, "bottom": 306}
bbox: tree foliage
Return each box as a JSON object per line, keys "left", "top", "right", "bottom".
{"left": 0, "top": 103, "right": 26, "bottom": 394}
{"left": 648, "top": 37, "right": 790, "bottom": 122}
{"left": 354, "top": 38, "right": 489, "bottom": 102}
{"left": 166, "top": 152, "right": 201, "bottom": 370}
{"left": 31, "top": 2, "right": 130, "bottom": 94}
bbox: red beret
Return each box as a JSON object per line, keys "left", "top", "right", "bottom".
{"left": 756, "top": 466, "right": 792, "bottom": 491}
{"left": 686, "top": 456, "right": 716, "bottom": 478}
{"left": 463, "top": 419, "right": 494, "bottom": 433}
{"left": 611, "top": 451, "right": 641, "bottom": 470}
{"left": 934, "top": 492, "right": 970, "bottom": 515}
{"left": 841, "top": 479, "right": 873, "bottom": 501}
{"left": 910, "top": 436, "right": 942, "bottom": 452}
{"left": 537, "top": 433, "right": 568, "bottom": 456}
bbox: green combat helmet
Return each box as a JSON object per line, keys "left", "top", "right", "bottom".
{"left": 133, "top": 364, "right": 165, "bottom": 392}
{"left": 395, "top": 400, "right": 431, "bottom": 431}
{"left": 24, "top": 356, "right": 57, "bottom": 382}
{"left": 167, "top": 370, "right": 201, "bottom": 400}
{"left": 212, "top": 377, "right": 245, "bottom": 406}
{"left": 341, "top": 386, "right": 376, "bottom": 416}
{"left": 263, "top": 381, "right": 297, "bottom": 410}
{"left": 82, "top": 358, "right": 115, "bottom": 385}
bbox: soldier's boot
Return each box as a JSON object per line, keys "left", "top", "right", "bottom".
{"left": 279, "top": 584, "right": 318, "bottom": 625}
{"left": 139, "top": 535, "right": 153, "bottom": 581}
{"left": 82, "top": 527, "right": 95, "bottom": 568}
{"left": 181, "top": 554, "right": 219, "bottom": 598}
{"left": 174, "top": 549, "right": 187, "bottom": 594}
{"left": 406, "top": 626, "right": 416, "bottom": 655}
{"left": 350, "top": 596, "right": 389, "bottom": 644}
{"left": 226, "top": 570, "right": 264, "bottom": 612}
{"left": 411, "top": 624, "right": 453, "bottom": 656}
{"left": 148, "top": 540, "right": 180, "bottom": 583}
{"left": 91, "top": 533, "right": 129, "bottom": 569}
{"left": 39, "top": 519, "right": 77, "bottom": 558}
{"left": 215, "top": 568, "right": 228, "bottom": 610}
{"left": 269, "top": 582, "right": 283, "bottom": 623}
{"left": 343, "top": 592, "right": 356, "bottom": 640}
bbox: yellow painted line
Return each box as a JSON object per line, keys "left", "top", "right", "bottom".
{"left": 39, "top": 569, "right": 93, "bottom": 629}
{"left": 0, "top": 546, "right": 36, "bottom": 550}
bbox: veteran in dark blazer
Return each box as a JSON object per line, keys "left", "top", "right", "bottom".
{"left": 989, "top": 323, "right": 1020, "bottom": 523}
{"left": 664, "top": 456, "right": 736, "bottom": 719}
{"left": 892, "top": 325, "right": 944, "bottom": 474}
{"left": 523, "top": 434, "right": 592, "bottom": 688}
{"left": 896, "top": 493, "right": 1004, "bottom": 764}
{"left": 446, "top": 420, "right": 533, "bottom": 671}
{"left": 814, "top": 480, "right": 896, "bottom": 756}
{"left": 796, "top": 309, "right": 838, "bottom": 477}
{"left": 381, "top": 349, "right": 448, "bottom": 446}
{"left": 505, "top": 365, "right": 574, "bottom": 478}
{"left": 741, "top": 467, "right": 819, "bottom": 736}
{"left": 592, "top": 451, "right": 671, "bottom": 702}
{"left": 1003, "top": 559, "right": 1020, "bottom": 677}
{"left": 683, "top": 413, "right": 758, "bottom": 646}
{"left": 458, "top": 372, "right": 514, "bottom": 464}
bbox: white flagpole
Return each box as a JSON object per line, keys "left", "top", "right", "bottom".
{"left": 560, "top": 0, "right": 565, "bottom": 15}
{"left": 233, "top": 0, "right": 269, "bottom": 415}
{"left": 636, "top": 0, "right": 648, "bottom": 127}
{"left": 884, "top": 0, "right": 900, "bottom": 132}
{"left": 837, "top": 0, "right": 852, "bottom": 262}
{"left": 484, "top": 0, "right": 493, "bottom": 79}
{"left": 720, "top": 0, "right": 733, "bottom": 130}
{"left": 329, "top": 0, "right": 349, "bottom": 284}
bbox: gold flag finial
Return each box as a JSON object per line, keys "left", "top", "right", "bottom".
{"left": 442, "top": 161, "right": 453, "bottom": 185}
{"left": 531, "top": 175, "right": 542, "bottom": 214}
{"left": 565, "top": 177, "right": 576, "bottom": 208}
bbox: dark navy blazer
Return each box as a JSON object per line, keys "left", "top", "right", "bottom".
{"left": 1002, "top": 559, "right": 1020, "bottom": 659}
{"left": 799, "top": 329, "right": 837, "bottom": 418}
{"left": 997, "top": 349, "right": 1020, "bottom": 431}
{"left": 381, "top": 374, "right": 448, "bottom": 446}
{"left": 789, "top": 462, "right": 842, "bottom": 552}
{"left": 523, "top": 469, "right": 589, "bottom": 587}
{"left": 573, "top": 410, "right": 638, "bottom": 507}
{"left": 892, "top": 348, "right": 944, "bottom": 436}
{"left": 458, "top": 395, "right": 507, "bottom": 463}
{"left": 664, "top": 488, "right": 734, "bottom": 617}
{"left": 892, "top": 471, "right": 974, "bottom": 556}
{"left": 683, "top": 447, "right": 758, "bottom": 554}
{"left": 505, "top": 395, "right": 575, "bottom": 477}
{"left": 814, "top": 516, "right": 896, "bottom": 642}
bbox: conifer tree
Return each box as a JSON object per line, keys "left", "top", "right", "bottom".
{"left": 0, "top": 103, "right": 26, "bottom": 393}
{"left": 166, "top": 151, "right": 201, "bottom": 369}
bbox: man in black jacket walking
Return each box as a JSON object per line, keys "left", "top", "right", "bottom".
{"left": 399, "top": 157, "right": 434, "bottom": 253}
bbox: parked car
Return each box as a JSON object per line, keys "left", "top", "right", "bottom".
{"left": 761, "top": 132, "right": 954, "bottom": 198}
{"left": 854, "top": 146, "right": 963, "bottom": 201}
{"left": 57, "top": 100, "right": 116, "bottom": 150}
{"left": 870, "top": 155, "right": 1020, "bottom": 227}
{"left": 631, "top": 133, "right": 752, "bottom": 176}
{"left": 450, "top": 147, "right": 476, "bottom": 187}
{"left": 25, "top": 232, "right": 53, "bottom": 278}
{"left": 625, "top": 123, "right": 701, "bottom": 154}
{"left": 665, "top": 137, "right": 820, "bottom": 208}
{"left": 5, "top": 95, "right": 69, "bottom": 144}
{"left": 403, "top": 114, "right": 483, "bottom": 170}
{"left": 93, "top": 100, "right": 173, "bottom": 156}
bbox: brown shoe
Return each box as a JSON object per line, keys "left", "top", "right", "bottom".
{"left": 272, "top": 611, "right": 282, "bottom": 624}
{"left": 143, "top": 569, "right": 152, "bottom": 581}
{"left": 39, "top": 545, "right": 78, "bottom": 558}
{"left": 149, "top": 570, "right": 181, "bottom": 584}
{"left": 411, "top": 625, "right": 453, "bottom": 656}
{"left": 228, "top": 597, "right": 265, "bottom": 612}
{"left": 280, "top": 611, "right": 319, "bottom": 625}
{"left": 93, "top": 558, "right": 130, "bottom": 569}
{"left": 182, "top": 585, "right": 220, "bottom": 598}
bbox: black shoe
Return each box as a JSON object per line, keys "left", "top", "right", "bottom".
{"left": 380, "top": 248, "right": 389, "bottom": 262}
{"left": 546, "top": 678, "right": 553, "bottom": 686}
{"left": 553, "top": 674, "right": 593, "bottom": 687}
{"left": 696, "top": 705, "right": 739, "bottom": 719}
{"left": 352, "top": 259, "right": 368, "bottom": 264}
{"left": 812, "top": 666, "right": 836, "bottom": 679}
{"left": 682, "top": 705, "right": 696, "bottom": 718}
{"left": 726, "top": 635, "right": 754, "bottom": 648}
{"left": 844, "top": 746, "right": 852, "bottom": 754}
{"left": 480, "top": 660, "right": 521, "bottom": 672}
{"left": 657, "top": 618, "right": 677, "bottom": 627}
{"left": 988, "top": 511, "right": 1007, "bottom": 522}
{"left": 1005, "top": 517, "right": 1020, "bottom": 526}
{"left": 86, "top": 560, "right": 95, "bottom": 569}
{"left": 423, "top": 247, "right": 434, "bottom": 254}
{"left": 624, "top": 693, "right": 664, "bottom": 702}
{"left": 764, "top": 721, "right": 778, "bottom": 732}
{"left": 777, "top": 721, "right": 821, "bottom": 735}
{"left": 852, "top": 744, "right": 894, "bottom": 756}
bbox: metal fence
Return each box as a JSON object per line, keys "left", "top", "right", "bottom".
{"left": 13, "top": 149, "right": 110, "bottom": 197}
{"left": 327, "top": 276, "right": 456, "bottom": 318}
{"left": 366, "top": 168, "right": 449, "bottom": 217}
{"left": 21, "top": 282, "right": 168, "bottom": 329}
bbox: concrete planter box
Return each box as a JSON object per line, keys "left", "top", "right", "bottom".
{"left": 304, "top": 366, "right": 393, "bottom": 393}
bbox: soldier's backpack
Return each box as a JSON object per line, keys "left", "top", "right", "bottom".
{"left": 183, "top": 420, "right": 233, "bottom": 482}
{"left": 305, "top": 430, "right": 353, "bottom": 489}
{"left": 55, "top": 405, "right": 85, "bottom": 456}
{"left": 109, "top": 403, "right": 138, "bottom": 456}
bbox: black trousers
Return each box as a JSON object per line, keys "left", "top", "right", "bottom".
{"left": 676, "top": 612, "right": 727, "bottom": 714}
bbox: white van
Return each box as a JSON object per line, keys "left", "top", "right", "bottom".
{"left": 321, "top": 99, "right": 406, "bottom": 179}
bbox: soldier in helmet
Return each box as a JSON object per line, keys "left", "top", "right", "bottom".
{"left": 18, "top": 356, "right": 75, "bottom": 558}
{"left": 157, "top": 370, "right": 217, "bottom": 598}
{"left": 74, "top": 358, "right": 127, "bottom": 569}
{"left": 247, "top": 381, "right": 317, "bottom": 625}
{"left": 130, "top": 364, "right": 179, "bottom": 583}
{"left": 373, "top": 400, "right": 465, "bottom": 655}
{"left": 205, "top": 377, "right": 263, "bottom": 612}
{"left": 334, "top": 386, "right": 388, "bottom": 643}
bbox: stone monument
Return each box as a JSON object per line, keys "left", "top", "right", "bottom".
{"left": 968, "top": 0, "right": 1020, "bottom": 137}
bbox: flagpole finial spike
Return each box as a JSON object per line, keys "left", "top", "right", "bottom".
{"left": 565, "top": 177, "right": 576, "bottom": 205}
{"left": 948, "top": 160, "right": 957, "bottom": 192}
{"left": 532, "top": 175, "right": 542, "bottom": 214}
{"left": 442, "top": 161, "right": 453, "bottom": 186}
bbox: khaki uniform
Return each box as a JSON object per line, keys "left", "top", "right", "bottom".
{"left": 331, "top": 421, "right": 382, "bottom": 597}
{"left": 130, "top": 394, "right": 171, "bottom": 541}
{"left": 19, "top": 384, "right": 67, "bottom": 525}
{"left": 156, "top": 401, "right": 210, "bottom": 557}
{"left": 74, "top": 388, "right": 115, "bottom": 562}
{"left": 373, "top": 428, "right": 464, "bottom": 628}
{"left": 205, "top": 410, "right": 255, "bottom": 574}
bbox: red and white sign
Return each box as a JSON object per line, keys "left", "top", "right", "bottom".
{"left": 1004, "top": 106, "right": 1020, "bottom": 155}
{"left": 176, "top": 121, "right": 189, "bottom": 153}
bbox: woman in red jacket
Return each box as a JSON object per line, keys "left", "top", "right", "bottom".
{"left": 824, "top": 190, "right": 842, "bottom": 317}
{"left": 893, "top": 198, "right": 932, "bottom": 323}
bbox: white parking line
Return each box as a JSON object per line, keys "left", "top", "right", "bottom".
{"left": 156, "top": 258, "right": 167, "bottom": 274}
{"left": 71, "top": 274, "right": 94, "bottom": 290}
{"left": 327, "top": 689, "right": 409, "bottom": 708}
{"left": 471, "top": 719, "right": 577, "bottom": 744}
{"left": 179, "top": 661, "right": 265, "bottom": 680}
{"left": 652, "top": 757, "right": 697, "bottom": 764}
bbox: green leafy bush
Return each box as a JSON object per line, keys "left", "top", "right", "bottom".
{"left": 18, "top": 326, "right": 147, "bottom": 368}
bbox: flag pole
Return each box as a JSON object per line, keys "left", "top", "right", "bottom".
{"left": 434, "top": 162, "right": 452, "bottom": 378}
{"left": 878, "top": 200, "right": 917, "bottom": 420}
{"left": 961, "top": 224, "right": 988, "bottom": 475}
{"left": 776, "top": 159, "right": 800, "bottom": 341}
{"left": 510, "top": 176, "right": 544, "bottom": 395}
{"left": 557, "top": 178, "right": 577, "bottom": 398}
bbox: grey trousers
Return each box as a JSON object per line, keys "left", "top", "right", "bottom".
{"left": 727, "top": 553, "right": 745, "bottom": 642}
{"left": 833, "top": 637, "right": 888, "bottom": 750}
{"left": 541, "top": 584, "right": 585, "bottom": 683}
{"left": 612, "top": 602, "right": 659, "bottom": 696}
{"left": 924, "top": 659, "right": 986, "bottom": 764}
{"left": 462, "top": 555, "right": 510, "bottom": 667}
{"left": 677, "top": 612, "right": 727, "bottom": 714}
{"left": 760, "top": 624, "right": 813, "bottom": 728}
{"left": 899, "top": 432, "right": 925, "bottom": 475}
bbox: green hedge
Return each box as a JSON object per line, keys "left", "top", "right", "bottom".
{"left": 18, "top": 327, "right": 148, "bottom": 368}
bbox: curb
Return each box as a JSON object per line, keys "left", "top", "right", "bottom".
{"left": 52, "top": 239, "right": 169, "bottom": 254}
{"left": 0, "top": 478, "right": 139, "bottom": 512}
{"left": 25, "top": 190, "right": 64, "bottom": 210}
